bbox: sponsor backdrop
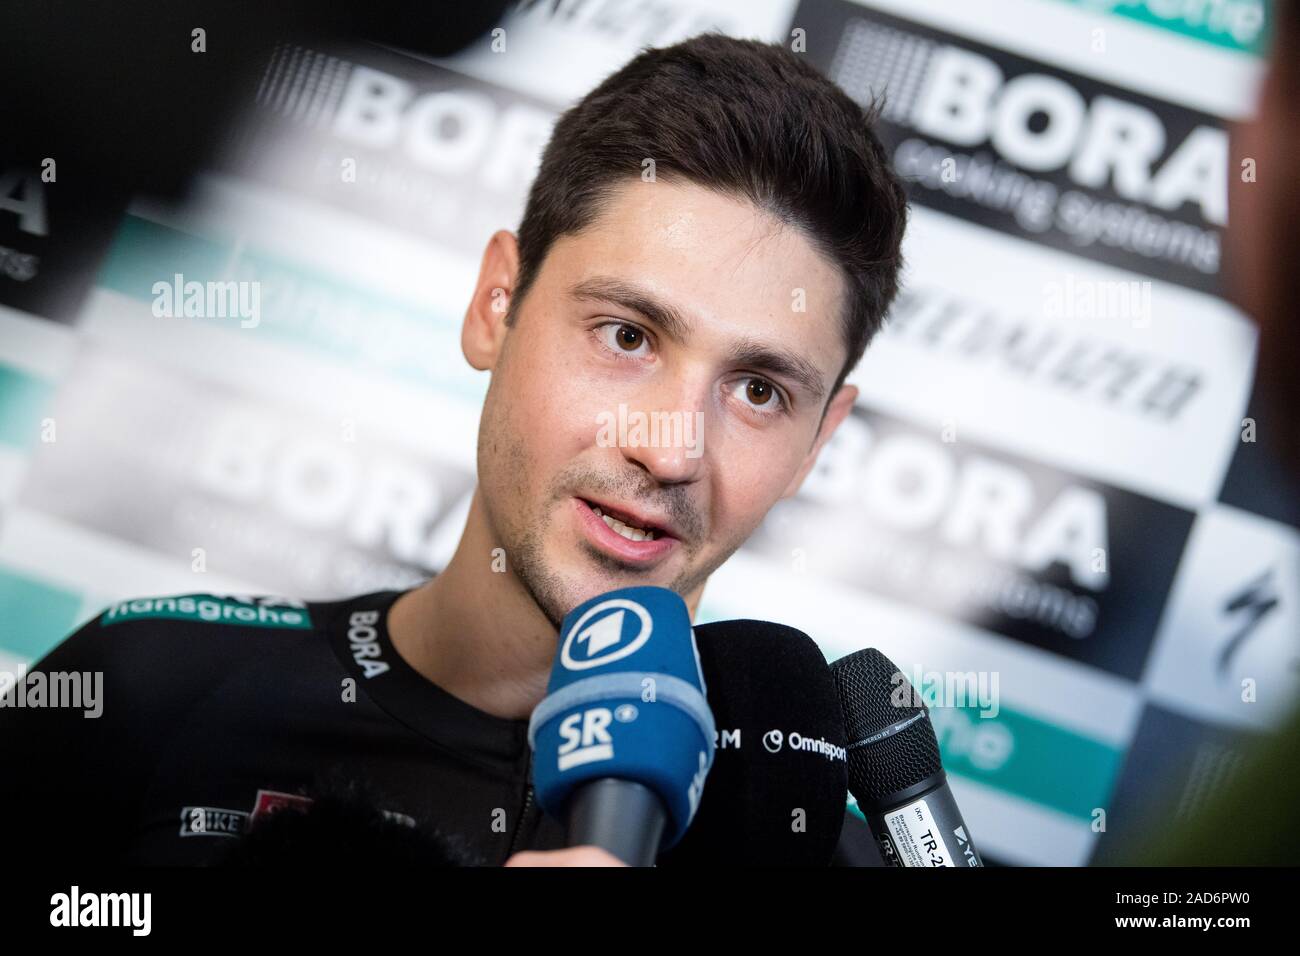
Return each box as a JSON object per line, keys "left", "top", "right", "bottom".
{"left": 0, "top": 0, "right": 1292, "bottom": 864}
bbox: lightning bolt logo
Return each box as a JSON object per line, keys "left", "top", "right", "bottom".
{"left": 1217, "top": 568, "right": 1281, "bottom": 678}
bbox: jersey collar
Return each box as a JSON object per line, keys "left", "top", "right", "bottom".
{"left": 323, "top": 588, "right": 532, "bottom": 774}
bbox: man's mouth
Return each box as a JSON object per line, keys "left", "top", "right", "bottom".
{"left": 584, "top": 500, "right": 663, "bottom": 541}
{"left": 573, "top": 497, "right": 679, "bottom": 565}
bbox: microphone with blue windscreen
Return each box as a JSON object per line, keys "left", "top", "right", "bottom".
{"left": 527, "top": 586, "right": 716, "bottom": 865}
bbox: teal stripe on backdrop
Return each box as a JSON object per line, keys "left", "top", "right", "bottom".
{"left": 97, "top": 216, "right": 485, "bottom": 402}
{"left": 931, "top": 703, "right": 1122, "bottom": 822}
{"left": 0, "top": 567, "right": 87, "bottom": 664}
{"left": 0, "top": 364, "right": 55, "bottom": 450}
{"left": 1052, "top": 0, "right": 1271, "bottom": 55}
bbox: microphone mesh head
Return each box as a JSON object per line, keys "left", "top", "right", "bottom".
{"left": 831, "top": 648, "right": 942, "bottom": 810}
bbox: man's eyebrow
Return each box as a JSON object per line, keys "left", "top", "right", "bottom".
{"left": 727, "top": 338, "right": 828, "bottom": 405}
{"left": 569, "top": 276, "right": 694, "bottom": 343}
{"left": 569, "top": 275, "right": 830, "bottom": 404}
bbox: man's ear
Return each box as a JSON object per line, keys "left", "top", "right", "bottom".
{"left": 780, "top": 384, "right": 858, "bottom": 500}
{"left": 462, "top": 229, "right": 521, "bottom": 371}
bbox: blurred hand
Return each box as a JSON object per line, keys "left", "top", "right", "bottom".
{"left": 504, "top": 845, "right": 628, "bottom": 867}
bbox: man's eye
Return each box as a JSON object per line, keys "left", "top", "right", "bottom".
{"left": 730, "top": 377, "right": 786, "bottom": 415}
{"left": 594, "top": 322, "right": 651, "bottom": 358}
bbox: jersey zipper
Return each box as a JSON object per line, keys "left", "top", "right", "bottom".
{"left": 506, "top": 750, "right": 536, "bottom": 859}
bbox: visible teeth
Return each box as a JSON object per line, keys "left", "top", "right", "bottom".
{"left": 598, "top": 511, "right": 655, "bottom": 542}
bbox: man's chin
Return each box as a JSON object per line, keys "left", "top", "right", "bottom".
{"left": 543, "top": 549, "right": 685, "bottom": 616}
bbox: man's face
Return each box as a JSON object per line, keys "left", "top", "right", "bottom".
{"left": 473, "top": 178, "right": 852, "bottom": 627}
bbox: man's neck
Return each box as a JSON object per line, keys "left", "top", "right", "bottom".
{"left": 387, "top": 487, "right": 706, "bottom": 721}
{"left": 387, "top": 491, "right": 556, "bottom": 721}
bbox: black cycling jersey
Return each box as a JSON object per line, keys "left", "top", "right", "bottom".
{"left": 0, "top": 589, "right": 881, "bottom": 866}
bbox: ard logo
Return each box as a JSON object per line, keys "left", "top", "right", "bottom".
{"left": 560, "top": 598, "right": 653, "bottom": 671}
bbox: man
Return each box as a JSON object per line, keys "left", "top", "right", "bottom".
{"left": 0, "top": 33, "right": 907, "bottom": 866}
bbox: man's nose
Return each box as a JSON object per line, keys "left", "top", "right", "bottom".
{"left": 615, "top": 382, "right": 709, "bottom": 485}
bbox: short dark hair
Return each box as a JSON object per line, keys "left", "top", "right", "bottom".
{"left": 511, "top": 32, "right": 908, "bottom": 402}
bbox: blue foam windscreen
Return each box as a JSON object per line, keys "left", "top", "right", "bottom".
{"left": 527, "top": 586, "right": 716, "bottom": 848}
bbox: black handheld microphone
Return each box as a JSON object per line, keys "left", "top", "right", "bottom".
{"left": 656, "top": 619, "right": 850, "bottom": 867}
{"left": 831, "top": 648, "right": 984, "bottom": 867}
